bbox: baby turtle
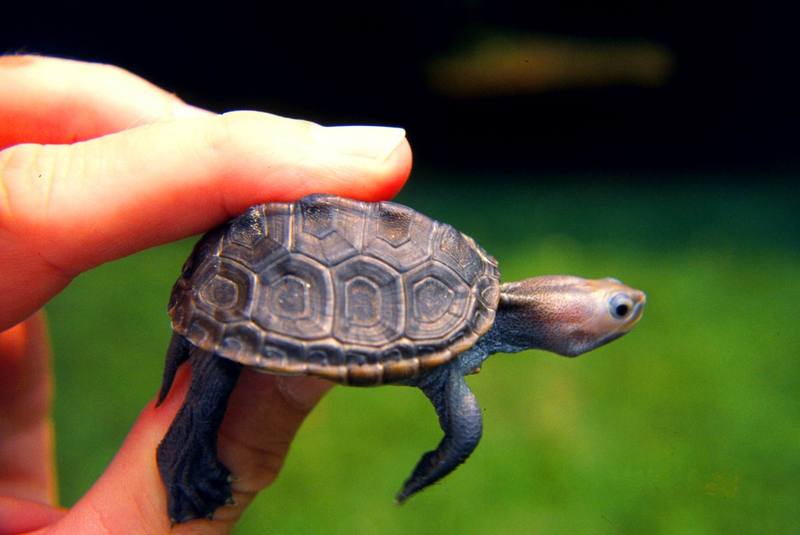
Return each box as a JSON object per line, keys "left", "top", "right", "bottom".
{"left": 157, "top": 194, "right": 645, "bottom": 523}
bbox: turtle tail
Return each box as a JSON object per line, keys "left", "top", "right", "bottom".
{"left": 157, "top": 334, "right": 192, "bottom": 406}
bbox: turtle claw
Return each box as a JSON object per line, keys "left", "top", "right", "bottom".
{"left": 163, "top": 458, "right": 234, "bottom": 523}
{"left": 157, "top": 406, "right": 236, "bottom": 522}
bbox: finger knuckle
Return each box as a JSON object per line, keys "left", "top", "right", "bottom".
{"left": 204, "top": 113, "right": 239, "bottom": 156}
{"left": 93, "top": 60, "right": 139, "bottom": 83}
{"left": 0, "top": 143, "right": 43, "bottom": 229}
{"left": 0, "top": 142, "right": 80, "bottom": 234}
{"left": 290, "top": 117, "right": 320, "bottom": 138}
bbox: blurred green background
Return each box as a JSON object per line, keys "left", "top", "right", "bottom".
{"left": 47, "top": 175, "right": 800, "bottom": 534}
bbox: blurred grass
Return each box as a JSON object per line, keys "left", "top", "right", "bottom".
{"left": 46, "top": 174, "right": 800, "bottom": 534}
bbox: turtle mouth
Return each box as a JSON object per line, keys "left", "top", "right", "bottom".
{"left": 594, "top": 330, "right": 626, "bottom": 349}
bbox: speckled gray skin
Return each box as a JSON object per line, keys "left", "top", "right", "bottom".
{"left": 156, "top": 195, "right": 646, "bottom": 523}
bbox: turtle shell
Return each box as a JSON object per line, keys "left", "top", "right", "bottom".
{"left": 168, "top": 194, "right": 500, "bottom": 385}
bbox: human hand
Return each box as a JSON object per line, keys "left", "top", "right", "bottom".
{"left": 0, "top": 55, "right": 411, "bottom": 534}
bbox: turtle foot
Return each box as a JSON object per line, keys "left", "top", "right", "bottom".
{"left": 395, "top": 366, "right": 483, "bottom": 504}
{"left": 160, "top": 442, "right": 234, "bottom": 523}
{"left": 156, "top": 349, "right": 243, "bottom": 523}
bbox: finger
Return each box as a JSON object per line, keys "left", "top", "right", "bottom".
{"left": 0, "top": 111, "right": 412, "bottom": 329}
{"left": 55, "top": 368, "right": 331, "bottom": 534}
{"left": 217, "top": 373, "right": 334, "bottom": 497}
{"left": 0, "top": 55, "right": 209, "bottom": 149}
{"left": 0, "top": 496, "right": 65, "bottom": 533}
{"left": 200, "top": 373, "right": 334, "bottom": 531}
{"left": 0, "top": 313, "right": 56, "bottom": 504}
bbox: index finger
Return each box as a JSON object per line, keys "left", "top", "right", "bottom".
{"left": 0, "top": 111, "right": 411, "bottom": 329}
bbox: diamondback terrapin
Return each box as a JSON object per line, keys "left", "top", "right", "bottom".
{"left": 156, "top": 194, "right": 645, "bottom": 523}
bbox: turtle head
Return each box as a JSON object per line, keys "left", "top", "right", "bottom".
{"left": 493, "top": 275, "right": 646, "bottom": 357}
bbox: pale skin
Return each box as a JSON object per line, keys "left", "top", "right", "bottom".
{"left": 0, "top": 55, "right": 412, "bottom": 534}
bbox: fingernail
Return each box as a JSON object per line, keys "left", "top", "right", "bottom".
{"left": 314, "top": 125, "right": 406, "bottom": 161}
{"left": 172, "top": 102, "right": 215, "bottom": 118}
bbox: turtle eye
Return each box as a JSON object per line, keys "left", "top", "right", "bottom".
{"left": 609, "top": 293, "right": 634, "bottom": 319}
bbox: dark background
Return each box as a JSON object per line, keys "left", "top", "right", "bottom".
{"left": 3, "top": 2, "right": 797, "bottom": 174}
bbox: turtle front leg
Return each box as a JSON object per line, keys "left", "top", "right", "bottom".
{"left": 397, "top": 366, "right": 483, "bottom": 503}
{"left": 157, "top": 333, "right": 191, "bottom": 405}
{"left": 156, "top": 345, "right": 243, "bottom": 523}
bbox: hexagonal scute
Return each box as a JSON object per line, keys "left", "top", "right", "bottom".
{"left": 293, "top": 196, "right": 365, "bottom": 266}
{"left": 374, "top": 202, "right": 414, "bottom": 246}
{"left": 254, "top": 255, "right": 333, "bottom": 340}
{"left": 269, "top": 275, "right": 311, "bottom": 320}
{"left": 221, "top": 202, "right": 291, "bottom": 270}
{"left": 301, "top": 201, "right": 336, "bottom": 239}
{"left": 228, "top": 205, "right": 265, "bottom": 247}
{"left": 413, "top": 276, "right": 455, "bottom": 323}
{"left": 433, "top": 225, "right": 483, "bottom": 285}
{"left": 363, "top": 201, "right": 434, "bottom": 272}
{"left": 180, "top": 226, "right": 225, "bottom": 282}
{"left": 404, "top": 262, "right": 471, "bottom": 341}
{"left": 344, "top": 277, "right": 381, "bottom": 327}
{"left": 202, "top": 275, "right": 238, "bottom": 309}
{"left": 195, "top": 259, "right": 255, "bottom": 323}
{"left": 332, "top": 257, "right": 404, "bottom": 346}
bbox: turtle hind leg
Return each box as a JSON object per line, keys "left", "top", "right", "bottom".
{"left": 156, "top": 347, "right": 243, "bottom": 523}
{"left": 157, "top": 333, "right": 191, "bottom": 406}
{"left": 396, "top": 366, "right": 483, "bottom": 503}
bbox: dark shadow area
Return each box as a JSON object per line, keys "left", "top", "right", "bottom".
{"left": 3, "top": 2, "right": 796, "bottom": 174}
